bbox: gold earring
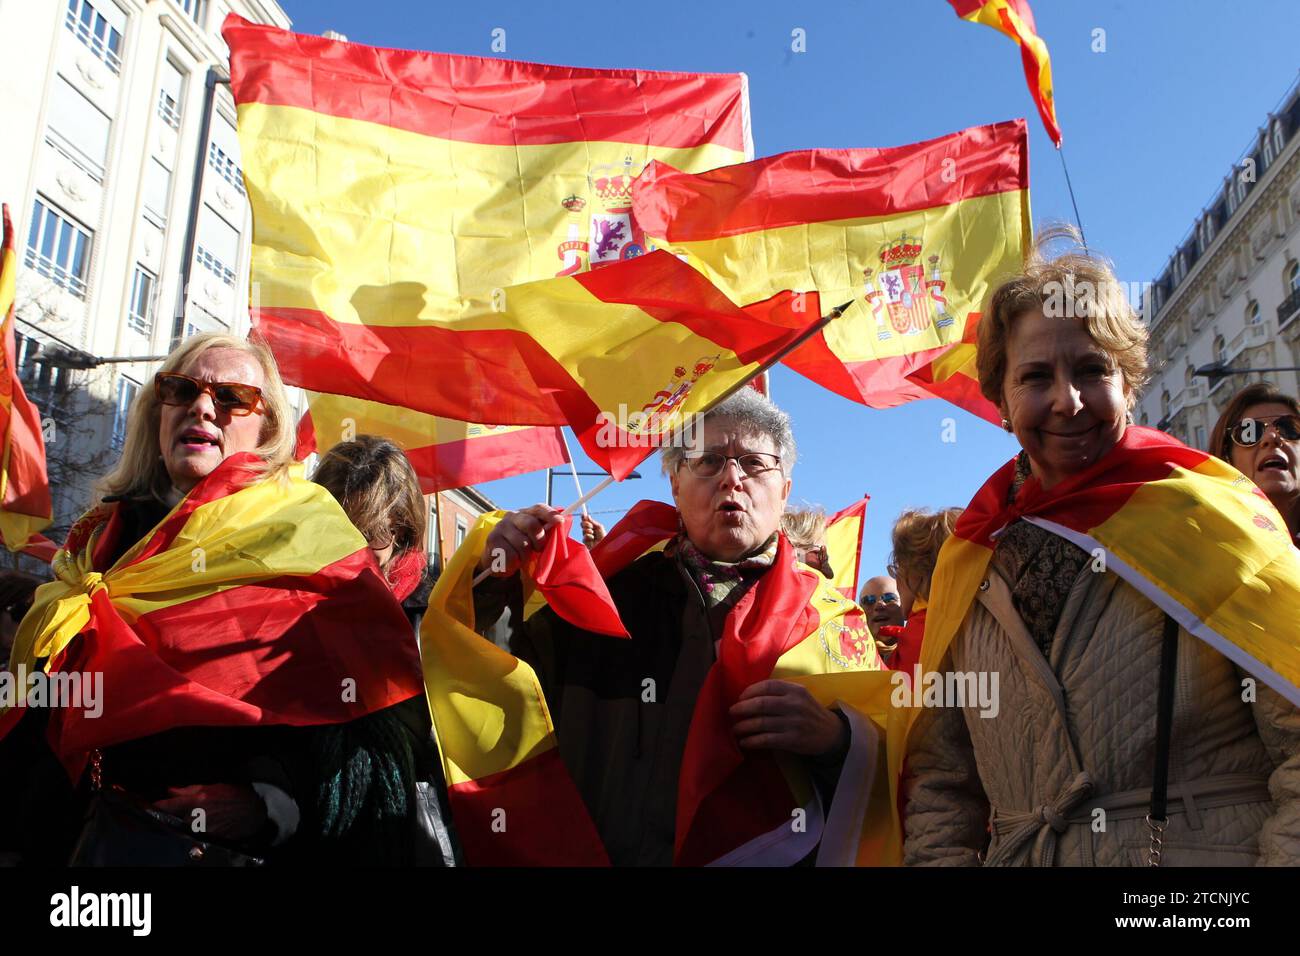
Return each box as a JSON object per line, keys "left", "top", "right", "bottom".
{"left": 1001, "top": 419, "right": 1013, "bottom": 433}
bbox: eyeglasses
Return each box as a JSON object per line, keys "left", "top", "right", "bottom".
{"left": 1228, "top": 415, "right": 1300, "bottom": 448}
{"left": 861, "top": 592, "right": 900, "bottom": 606}
{"left": 155, "top": 373, "right": 264, "bottom": 416}
{"left": 680, "top": 451, "right": 782, "bottom": 478}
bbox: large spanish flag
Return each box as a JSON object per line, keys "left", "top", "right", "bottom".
{"left": 948, "top": 0, "right": 1060, "bottom": 146}
{"left": 295, "top": 391, "right": 568, "bottom": 494}
{"left": 0, "top": 204, "right": 52, "bottom": 551}
{"left": 825, "top": 496, "right": 869, "bottom": 601}
{"left": 631, "top": 120, "right": 1027, "bottom": 418}
{"left": 895, "top": 427, "right": 1300, "bottom": 810}
{"left": 259, "top": 249, "right": 822, "bottom": 480}
{"left": 2, "top": 453, "right": 423, "bottom": 767}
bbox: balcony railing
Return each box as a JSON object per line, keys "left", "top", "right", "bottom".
{"left": 23, "top": 248, "right": 87, "bottom": 299}
{"left": 1279, "top": 286, "right": 1300, "bottom": 331}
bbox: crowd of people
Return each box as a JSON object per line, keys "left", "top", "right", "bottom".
{"left": 1, "top": 232, "right": 1299, "bottom": 866}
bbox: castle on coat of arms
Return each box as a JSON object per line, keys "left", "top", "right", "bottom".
{"left": 863, "top": 233, "right": 956, "bottom": 340}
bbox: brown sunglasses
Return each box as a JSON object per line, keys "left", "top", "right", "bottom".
{"left": 155, "top": 372, "right": 264, "bottom": 416}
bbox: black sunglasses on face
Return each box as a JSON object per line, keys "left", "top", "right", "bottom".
{"left": 1228, "top": 415, "right": 1300, "bottom": 448}
{"left": 155, "top": 373, "right": 264, "bottom": 416}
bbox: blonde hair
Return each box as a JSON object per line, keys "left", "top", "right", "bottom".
{"left": 95, "top": 333, "right": 296, "bottom": 504}
{"left": 888, "top": 507, "right": 963, "bottom": 601}
{"left": 977, "top": 224, "right": 1150, "bottom": 410}
{"left": 781, "top": 507, "right": 827, "bottom": 549}
{"left": 312, "top": 435, "right": 427, "bottom": 559}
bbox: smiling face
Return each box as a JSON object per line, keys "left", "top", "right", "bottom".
{"left": 1228, "top": 401, "right": 1300, "bottom": 513}
{"left": 669, "top": 420, "right": 791, "bottom": 562}
{"left": 1001, "top": 312, "right": 1131, "bottom": 490}
{"left": 159, "top": 347, "right": 267, "bottom": 492}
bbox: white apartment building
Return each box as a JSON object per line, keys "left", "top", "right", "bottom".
{"left": 0, "top": 0, "right": 289, "bottom": 539}
{"left": 1138, "top": 73, "right": 1300, "bottom": 451}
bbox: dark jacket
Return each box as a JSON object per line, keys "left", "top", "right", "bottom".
{"left": 475, "top": 549, "right": 847, "bottom": 866}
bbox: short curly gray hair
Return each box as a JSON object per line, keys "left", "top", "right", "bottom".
{"left": 661, "top": 388, "right": 797, "bottom": 476}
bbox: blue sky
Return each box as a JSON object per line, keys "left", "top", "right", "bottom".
{"left": 283, "top": 0, "right": 1299, "bottom": 580}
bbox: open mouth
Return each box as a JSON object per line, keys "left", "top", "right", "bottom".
{"left": 177, "top": 428, "right": 220, "bottom": 450}
{"left": 717, "top": 501, "right": 745, "bottom": 513}
{"left": 1258, "top": 454, "right": 1290, "bottom": 474}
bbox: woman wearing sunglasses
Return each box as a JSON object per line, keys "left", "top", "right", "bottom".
{"left": 1, "top": 334, "right": 430, "bottom": 866}
{"left": 1210, "top": 382, "right": 1300, "bottom": 547}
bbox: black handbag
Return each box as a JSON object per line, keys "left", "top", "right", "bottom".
{"left": 68, "top": 752, "right": 265, "bottom": 868}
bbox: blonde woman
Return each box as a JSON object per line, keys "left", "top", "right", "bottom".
{"left": 1, "top": 334, "right": 432, "bottom": 866}
{"left": 885, "top": 507, "right": 962, "bottom": 675}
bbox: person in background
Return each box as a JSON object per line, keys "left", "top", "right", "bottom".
{"left": 0, "top": 570, "right": 40, "bottom": 666}
{"left": 858, "top": 575, "right": 904, "bottom": 646}
{"left": 312, "top": 435, "right": 431, "bottom": 619}
{"left": 311, "top": 434, "right": 460, "bottom": 866}
{"left": 581, "top": 513, "right": 606, "bottom": 549}
{"left": 1210, "top": 382, "right": 1300, "bottom": 547}
{"left": 884, "top": 508, "right": 963, "bottom": 674}
{"left": 781, "top": 507, "right": 832, "bottom": 579}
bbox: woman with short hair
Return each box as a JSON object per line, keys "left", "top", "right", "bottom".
{"left": 885, "top": 507, "right": 962, "bottom": 674}
{"left": 903, "top": 230, "right": 1300, "bottom": 867}
{"left": 1210, "top": 381, "right": 1300, "bottom": 546}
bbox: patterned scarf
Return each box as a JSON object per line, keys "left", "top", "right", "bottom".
{"left": 672, "top": 532, "right": 780, "bottom": 615}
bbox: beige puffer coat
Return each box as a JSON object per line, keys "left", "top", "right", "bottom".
{"left": 902, "top": 561, "right": 1300, "bottom": 866}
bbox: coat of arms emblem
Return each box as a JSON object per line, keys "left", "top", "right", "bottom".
{"left": 863, "top": 234, "right": 956, "bottom": 340}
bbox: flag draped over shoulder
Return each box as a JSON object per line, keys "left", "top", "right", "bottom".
{"left": 947, "top": 0, "right": 1061, "bottom": 145}
{"left": 0, "top": 204, "right": 52, "bottom": 551}
{"left": 1, "top": 453, "right": 423, "bottom": 768}
{"left": 631, "top": 121, "right": 1027, "bottom": 419}
{"left": 295, "top": 391, "right": 569, "bottom": 494}
{"left": 428, "top": 500, "right": 904, "bottom": 865}
{"left": 825, "top": 496, "right": 868, "bottom": 600}
{"left": 900, "top": 427, "right": 1300, "bottom": 809}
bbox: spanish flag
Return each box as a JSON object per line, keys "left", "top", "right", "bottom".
{"left": 948, "top": 0, "right": 1061, "bottom": 146}
{"left": 0, "top": 204, "right": 52, "bottom": 551}
{"left": 2, "top": 454, "right": 423, "bottom": 767}
{"left": 260, "top": 249, "right": 822, "bottom": 480}
{"left": 825, "top": 496, "right": 868, "bottom": 601}
{"left": 899, "top": 427, "right": 1300, "bottom": 803}
{"left": 631, "top": 120, "right": 1028, "bottom": 418}
{"left": 295, "top": 391, "right": 568, "bottom": 494}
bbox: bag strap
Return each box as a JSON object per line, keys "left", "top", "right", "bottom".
{"left": 1146, "top": 613, "right": 1179, "bottom": 866}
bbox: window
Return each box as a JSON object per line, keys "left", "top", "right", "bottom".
{"left": 1274, "top": 119, "right": 1286, "bottom": 156}
{"left": 64, "top": 0, "right": 124, "bottom": 74}
{"left": 1213, "top": 334, "right": 1226, "bottom": 363}
{"left": 46, "top": 76, "right": 112, "bottom": 180}
{"left": 143, "top": 158, "right": 171, "bottom": 227}
{"left": 1289, "top": 262, "right": 1299, "bottom": 295}
{"left": 179, "top": 0, "right": 208, "bottom": 26}
{"left": 14, "top": 332, "right": 68, "bottom": 403}
{"left": 1160, "top": 390, "right": 1170, "bottom": 415}
{"left": 1194, "top": 425, "right": 1206, "bottom": 450}
{"left": 455, "top": 517, "right": 468, "bottom": 549}
{"left": 25, "top": 198, "right": 91, "bottom": 299}
{"left": 207, "top": 141, "right": 245, "bottom": 195}
{"left": 157, "top": 61, "right": 184, "bottom": 131}
{"left": 1247, "top": 301, "right": 1261, "bottom": 325}
{"left": 128, "top": 265, "right": 155, "bottom": 336}
{"left": 112, "top": 377, "right": 139, "bottom": 450}
{"left": 195, "top": 213, "right": 240, "bottom": 287}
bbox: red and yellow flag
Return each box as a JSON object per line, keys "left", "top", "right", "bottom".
{"left": 0, "top": 204, "right": 52, "bottom": 551}
{"left": 259, "top": 249, "right": 820, "bottom": 480}
{"left": 948, "top": 0, "right": 1061, "bottom": 145}
{"left": 631, "top": 120, "right": 1027, "bottom": 419}
{"left": 825, "top": 496, "right": 869, "bottom": 601}
{"left": 1, "top": 453, "right": 423, "bottom": 768}
{"left": 295, "top": 391, "right": 569, "bottom": 494}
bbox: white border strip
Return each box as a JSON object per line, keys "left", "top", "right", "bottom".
{"left": 1025, "top": 515, "right": 1300, "bottom": 708}
{"left": 707, "top": 790, "right": 823, "bottom": 867}
{"left": 814, "top": 702, "right": 878, "bottom": 867}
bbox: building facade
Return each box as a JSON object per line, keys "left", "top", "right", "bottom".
{"left": 1, "top": 0, "right": 290, "bottom": 540}
{"left": 1138, "top": 74, "right": 1300, "bottom": 452}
